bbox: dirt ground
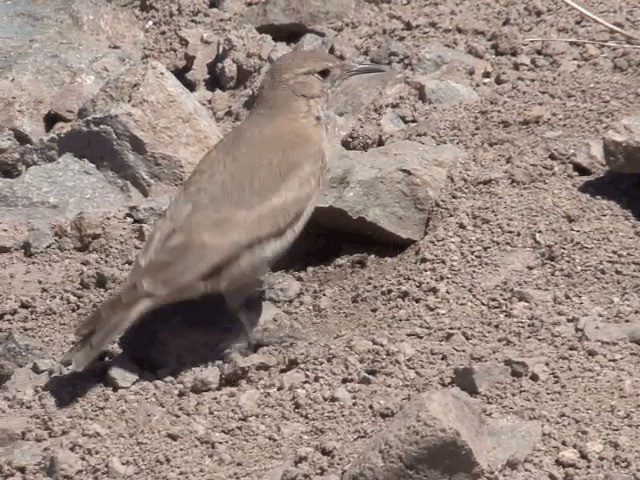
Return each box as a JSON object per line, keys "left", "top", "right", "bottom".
{"left": 2, "top": 0, "right": 640, "bottom": 479}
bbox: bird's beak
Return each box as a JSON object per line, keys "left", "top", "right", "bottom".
{"left": 340, "top": 63, "right": 387, "bottom": 81}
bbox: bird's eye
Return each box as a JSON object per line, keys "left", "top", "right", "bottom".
{"left": 315, "top": 68, "right": 331, "bottom": 80}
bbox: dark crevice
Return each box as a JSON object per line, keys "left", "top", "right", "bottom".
{"left": 256, "top": 24, "right": 316, "bottom": 44}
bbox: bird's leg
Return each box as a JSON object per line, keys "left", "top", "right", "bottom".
{"left": 222, "top": 279, "right": 263, "bottom": 348}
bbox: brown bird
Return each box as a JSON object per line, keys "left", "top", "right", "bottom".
{"left": 61, "top": 49, "right": 386, "bottom": 372}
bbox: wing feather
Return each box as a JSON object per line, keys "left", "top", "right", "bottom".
{"left": 129, "top": 115, "right": 325, "bottom": 296}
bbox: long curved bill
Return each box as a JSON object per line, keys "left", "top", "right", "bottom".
{"left": 340, "top": 63, "right": 387, "bottom": 81}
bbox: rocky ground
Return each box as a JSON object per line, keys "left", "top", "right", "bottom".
{"left": 1, "top": 0, "right": 640, "bottom": 479}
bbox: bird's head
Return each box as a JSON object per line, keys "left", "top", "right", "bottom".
{"left": 258, "top": 49, "right": 387, "bottom": 102}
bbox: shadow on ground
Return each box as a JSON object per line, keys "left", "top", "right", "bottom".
{"left": 45, "top": 224, "right": 408, "bottom": 408}
{"left": 580, "top": 171, "right": 640, "bottom": 220}
{"left": 45, "top": 293, "right": 260, "bottom": 408}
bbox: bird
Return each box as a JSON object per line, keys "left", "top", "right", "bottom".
{"left": 60, "top": 48, "right": 386, "bottom": 372}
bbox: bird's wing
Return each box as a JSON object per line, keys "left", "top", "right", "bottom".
{"left": 129, "top": 121, "right": 325, "bottom": 296}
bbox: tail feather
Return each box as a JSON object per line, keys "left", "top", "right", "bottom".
{"left": 61, "top": 287, "right": 154, "bottom": 371}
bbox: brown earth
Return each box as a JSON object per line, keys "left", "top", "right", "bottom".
{"left": 2, "top": 0, "right": 640, "bottom": 479}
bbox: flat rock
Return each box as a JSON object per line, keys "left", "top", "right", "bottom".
{"left": 453, "top": 362, "right": 511, "bottom": 394}
{"left": 107, "top": 358, "right": 141, "bottom": 389}
{"left": 581, "top": 319, "right": 640, "bottom": 344}
{"left": 343, "top": 388, "right": 541, "bottom": 480}
{"left": 0, "top": 0, "right": 143, "bottom": 142}
{"left": 312, "top": 141, "right": 463, "bottom": 245}
{"left": 33, "top": 60, "right": 221, "bottom": 196}
{"left": 0, "top": 153, "right": 134, "bottom": 252}
{"left": 603, "top": 115, "right": 640, "bottom": 173}
{"left": 417, "top": 78, "right": 479, "bottom": 105}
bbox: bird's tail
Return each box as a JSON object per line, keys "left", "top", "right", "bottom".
{"left": 61, "top": 285, "right": 154, "bottom": 372}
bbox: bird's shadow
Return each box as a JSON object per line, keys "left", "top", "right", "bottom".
{"left": 46, "top": 293, "right": 261, "bottom": 408}
{"left": 46, "top": 224, "right": 407, "bottom": 408}
{"left": 579, "top": 171, "right": 640, "bottom": 219}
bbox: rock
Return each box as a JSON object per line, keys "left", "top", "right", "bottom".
{"left": 0, "top": 333, "right": 47, "bottom": 387}
{"left": 0, "top": 417, "right": 28, "bottom": 447}
{"left": 370, "top": 38, "right": 408, "bottom": 66}
{"left": 379, "top": 111, "right": 405, "bottom": 138}
{"left": 0, "top": 154, "right": 134, "bottom": 243}
{"left": 213, "top": 25, "right": 278, "bottom": 91}
{"left": 0, "top": 0, "right": 143, "bottom": 142}
{"left": 23, "top": 225, "right": 55, "bottom": 256}
{"left": 331, "top": 386, "right": 352, "bottom": 405}
{"left": 579, "top": 441, "right": 604, "bottom": 461}
{"left": 263, "top": 273, "right": 301, "bottom": 302}
{"left": 312, "top": 141, "right": 463, "bottom": 245}
{"left": 1, "top": 367, "right": 46, "bottom": 403}
{"left": 343, "top": 388, "right": 541, "bottom": 479}
{"left": 520, "top": 105, "right": 550, "bottom": 125}
{"left": 106, "top": 359, "right": 141, "bottom": 389}
{"left": 47, "top": 448, "right": 83, "bottom": 478}
{"left": 571, "top": 139, "right": 605, "bottom": 175}
{"left": 606, "top": 474, "right": 634, "bottom": 480}
{"left": 220, "top": 350, "right": 278, "bottom": 386}
{"left": 258, "top": 301, "right": 288, "bottom": 328}
{"left": 0, "top": 441, "right": 47, "bottom": 469}
{"left": 329, "top": 69, "right": 405, "bottom": 137}
{"left": 107, "top": 456, "right": 134, "bottom": 478}
{"left": 504, "top": 356, "right": 549, "bottom": 382}
{"left": 453, "top": 362, "right": 511, "bottom": 394}
{"left": 0, "top": 127, "right": 24, "bottom": 178}
{"left": 190, "top": 366, "right": 221, "bottom": 393}
{"left": 417, "top": 79, "right": 479, "bottom": 105}
{"left": 177, "top": 29, "right": 219, "bottom": 92}
{"left": 35, "top": 60, "right": 221, "bottom": 197}
{"left": 279, "top": 370, "right": 306, "bottom": 390}
{"left": 243, "top": 0, "right": 356, "bottom": 40}
{"left": 294, "top": 33, "right": 330, "bottom": 52}
{"left": 603, "top": 115, "right": 640, "bottom": 173}
{"left": 0, "top": 231, "right": 20, "bottom": 253}
{"left": 238, "top": 389, "right": 261, "bottom": 417}
{"left": 412, "top": 43, "right": 488, "bottom": 77}
{"left": 556, "top": 448, "right": 581, "bottom": 468}
{"left": 581, "top": 319, "right": 640, "bottom": 344}
{"left": 512, "top": 288, "right": 553, "bottom": 304}
{"left": 270, "top": 465, "right": 304, "bottom": 480}
{"left": 31, "top": 359, "right": 55, "bottom": 375}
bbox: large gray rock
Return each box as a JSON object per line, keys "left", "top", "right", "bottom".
{"left": 312, "top": 141, "right": 463, "bottom": 245}
{"left": 603, "top": 115, "right": 640, "bottom": 173}
{"left": 30, "top": 60, "right": 222, "bottom": 196}
{"left": 0, "top": 154, "right": 133, "bottom": 224}
{"left": 343, "top": 388, "right": 541, "bottom": 480}
{"left": 0, "top": 0, "right": 143, "bottom": 143}
{"left": 0, "top": 153, "right": 135, "bottom": 253}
